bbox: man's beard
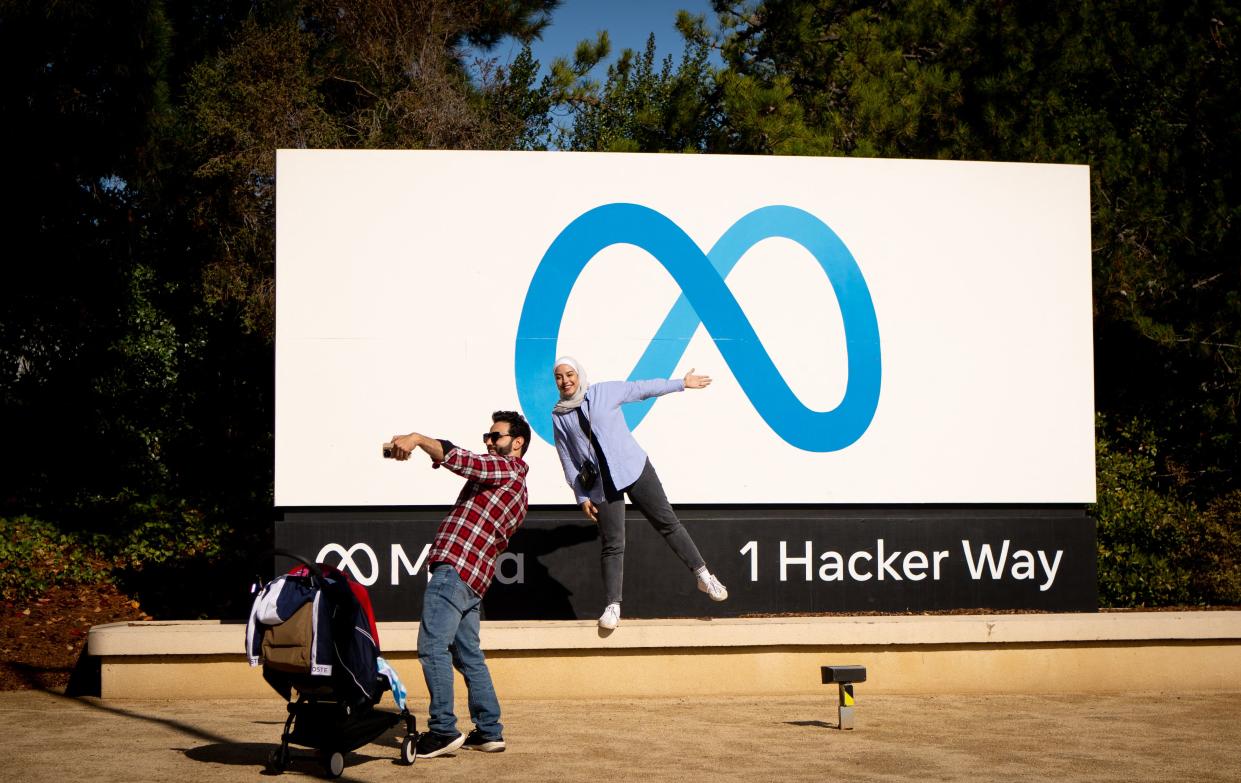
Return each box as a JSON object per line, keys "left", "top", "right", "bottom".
{"left": 493, "top": 442, "right": 512, "bottom": 456}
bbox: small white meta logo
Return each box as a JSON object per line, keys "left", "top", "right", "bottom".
{"left": 316, "top": 543, "right": 382, "bottom": 585}
{"left": 315, "top": 542, "right": 524, "bottom": 586}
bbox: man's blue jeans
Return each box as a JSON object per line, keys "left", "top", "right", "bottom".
{"left": 418, "top": 563, "right": 502, "bottom": 738}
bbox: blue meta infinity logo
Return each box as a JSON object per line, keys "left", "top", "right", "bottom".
{"left": 514, "top": 203, "right": 882, "bottom": 452}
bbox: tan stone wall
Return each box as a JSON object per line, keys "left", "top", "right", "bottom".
{"left": 100, "top": 640, "right": 1241, "bottom": 700}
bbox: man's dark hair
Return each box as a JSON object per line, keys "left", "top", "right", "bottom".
{"left": 492, "top": 410, "right": 532, "bottom": 456}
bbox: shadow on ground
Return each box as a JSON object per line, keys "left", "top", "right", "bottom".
{"left": 183, "top": 742, "right": 404, "bottom": 775}
{"left": 785, "top": 719, "right": 835, "bottom": 730}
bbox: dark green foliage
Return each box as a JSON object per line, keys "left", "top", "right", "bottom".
{"left": 1095, "top": 418, "right": 1241, "bottom": 606}
{"left": 1095, "top": 420, "right": 1196, "bottom": 606}
{"left": 3, "top": 0, "right": 1236, "bottom": 612}
{"left": 480, "top": 45, "right": 557, "bottom": 150}
{"left": 1, "top": 0, "right": 561, "bottom": 617}
{"left": 0, "top": 517, "right": 113, "bottom": 602}
{"left": 1195, "top": 491, "right": 1241, "bottom": 604}
{"left": 555, "top": 27, "right": 719, "bottom": 152}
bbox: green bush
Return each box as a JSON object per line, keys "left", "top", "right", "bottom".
{"left": 109, "top": 496, "right": 227, "bottom": 570}
{"left": 0, "top": 501, "right": 246, "bottom": 616}
{"left": 1094, "top": 418, "right": 1241, "bottom": 607}
{"left": 1188, "top": 491, "right": 1241, "bottom": 605}
{"left": 95, "top": 495, "right": 261, "bottom": 620}
{"left": 0, "top": 516, "right": 114, "bottom": 602}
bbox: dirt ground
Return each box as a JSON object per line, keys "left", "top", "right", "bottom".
{"left": 3, "top": 688, "right": 1239, "bottom": 782}
{"left": 0, "top": 584, "right": 147, "bottom": 691}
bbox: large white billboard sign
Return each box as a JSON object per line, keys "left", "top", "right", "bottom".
{"left": 275, "top": 150, "right": 1094, "bottom": 506}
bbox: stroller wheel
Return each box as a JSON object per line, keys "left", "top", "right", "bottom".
{"left": 266, "top": 746, "right": 289, "bottom": 773}
{"left": 400, "top": 735, "right": 416, "bottom": 765}
{"left": 324, "top": 750, "right": 345, "bottom": 778}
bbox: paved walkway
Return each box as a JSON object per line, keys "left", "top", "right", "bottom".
{"left": 5, "top": 689, "right": 1240, "bottom": 781}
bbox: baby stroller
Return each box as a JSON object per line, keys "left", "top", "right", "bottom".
{"left": 246, "top": 550, "right": 418, "bottom": 777}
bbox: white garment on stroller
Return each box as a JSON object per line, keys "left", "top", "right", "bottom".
{"left": 245, "top": 574, "right": 332, "bottom": 676}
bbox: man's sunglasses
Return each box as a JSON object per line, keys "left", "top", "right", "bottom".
{"left": 483, "top": 431, "right": 514, "bottom": 444}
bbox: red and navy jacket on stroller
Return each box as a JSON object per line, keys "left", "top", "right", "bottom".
{"left": 246, "top": 550, "right": 418, "bottom": 777}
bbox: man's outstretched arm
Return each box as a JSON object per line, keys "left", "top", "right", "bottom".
{"left": 390, "top": 432, "right": 447, "bottom": 463}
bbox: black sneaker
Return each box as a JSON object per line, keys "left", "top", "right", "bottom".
{"left": 415, "top": 731, "right": 465, "bottom": 759}
{"left": 462, "top": 728, "right": 506, "bottom": 753}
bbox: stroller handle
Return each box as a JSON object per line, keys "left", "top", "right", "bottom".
{"left": 269, "top": 548, "right": 327, "bottom": 585}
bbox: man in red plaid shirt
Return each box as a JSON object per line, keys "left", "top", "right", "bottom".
{"left": 389, "top": 410, "right": 530, "bottom": 759}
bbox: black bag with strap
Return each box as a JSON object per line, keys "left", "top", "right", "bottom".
{"left": 576, "top": 408, "right": 598, "bottom": 491}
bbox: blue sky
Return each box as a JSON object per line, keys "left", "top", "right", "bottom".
{"left": 474, "top": 0, "right": 722, "bottom": 79}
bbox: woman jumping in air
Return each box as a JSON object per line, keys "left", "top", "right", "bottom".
{"left": 550, "top": 356, "right": 727, "bottom": 630}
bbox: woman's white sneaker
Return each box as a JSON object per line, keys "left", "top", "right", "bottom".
{"left": 598, "top": 603, "right": 621, "bottom": 629}
{"left": 697, "top": 573, "right": 728, "bottom": 601}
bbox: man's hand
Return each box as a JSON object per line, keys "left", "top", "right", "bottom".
{"left": 390, "top": 432, "right": 446, "bottom": 463}
{"left": 684, "top": 367, "right": 712, "bottom": 389}
{"left": 580, "top": 499, "right": 599, "bottom": 524}
{"left": 389, "top": 433, "right": 422, "bottom": 461}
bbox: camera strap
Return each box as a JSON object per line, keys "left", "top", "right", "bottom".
{"left": 576, "top": 406, "right": 598, "bottom": 464}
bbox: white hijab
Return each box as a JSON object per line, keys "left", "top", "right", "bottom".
{"left": 552, "top": 356, "right": 589, "bottom": 414}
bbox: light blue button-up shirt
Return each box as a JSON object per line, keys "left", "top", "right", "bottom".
{"left": 551, "top": 378, "right": 685, "bottom": 504}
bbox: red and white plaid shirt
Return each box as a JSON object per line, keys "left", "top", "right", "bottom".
{"left": 429, "top": 446, "right": 529, "bottom": 597}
